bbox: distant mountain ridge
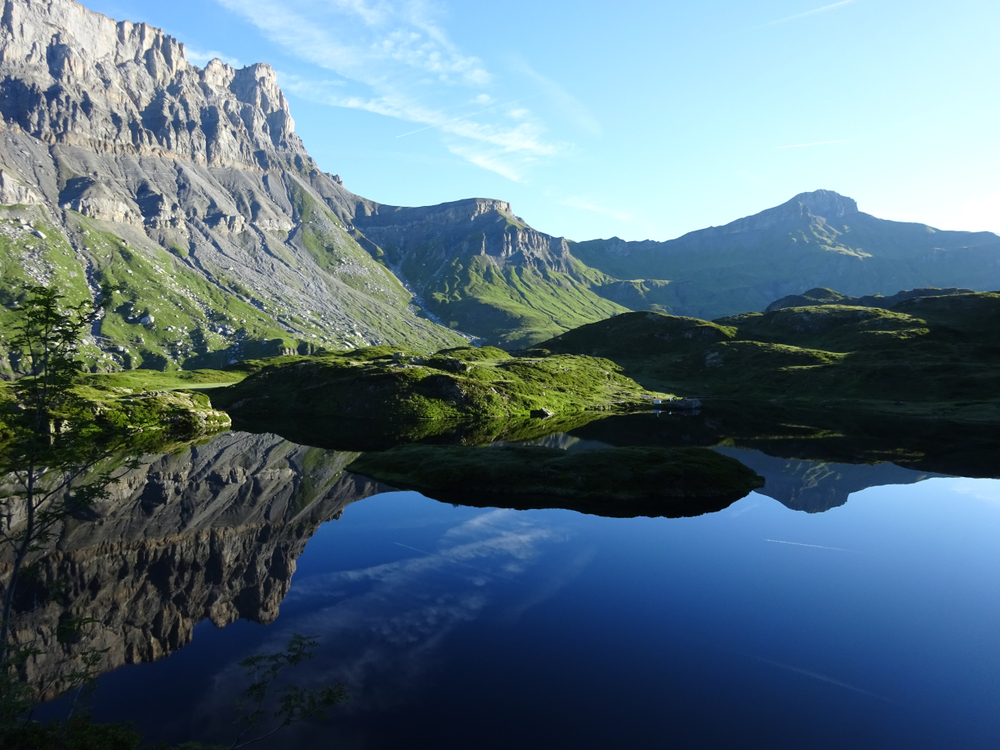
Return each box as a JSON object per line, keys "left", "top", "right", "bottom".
{"left": 1, "top": 0, "right": 998, "bottom": 367}
{"left": 569, "top": 190, "right": 1000, "bottom": 320}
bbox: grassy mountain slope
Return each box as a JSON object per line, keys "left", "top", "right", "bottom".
{"left": 0, "top": 196, "right": 465, "bottom": 376}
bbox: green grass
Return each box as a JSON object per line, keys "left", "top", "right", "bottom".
{"left": 532, "top": 294, "right": 1000, "bottom": 422}
{"left": 77, "top": 368, "right": 246, "bottom": 391}
{"left": 0, "top": 378, "right": 231, "bottom": 456}
{"left": 210, "top": 344, "right": 672, "bottom": 423}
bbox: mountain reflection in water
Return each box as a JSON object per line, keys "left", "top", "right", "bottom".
{"left": 7, "top": 432, "right": 385, "bottom": 698}
{"left": 23, "top": 410, "right": 1000, "bottom": 748}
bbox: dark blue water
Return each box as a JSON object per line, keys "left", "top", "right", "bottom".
{"left": 57, "top": 472, "right": 1000, "bottom": 748}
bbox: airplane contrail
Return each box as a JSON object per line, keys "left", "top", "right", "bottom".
{"left": 755, "top": 0, "right": 861, "bottom": 30}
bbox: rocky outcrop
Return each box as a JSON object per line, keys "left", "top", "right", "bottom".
{"left": 3, "top": 431, "right": 388, "bottom": 699}
{"left": 0, "top": 165, "right": 39, "bottom": 203}
{"left": 355, "top": 197, "right": 577, "bottom": 274}
{"left": 0, "top": 0, "right": 301, "bottom": 169}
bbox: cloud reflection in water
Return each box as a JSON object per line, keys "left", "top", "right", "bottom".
{"left": 194, "top": 503, "right": 587, "bottom": 738}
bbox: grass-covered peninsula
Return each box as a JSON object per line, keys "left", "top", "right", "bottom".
{"left": 210, "top": 344, "right": 672, "bottom": 423}
{"left": 348, "top": 444, "right": 764, "bottom": 518}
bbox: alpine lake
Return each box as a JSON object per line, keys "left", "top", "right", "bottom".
{"left": 30, "top": 403, "right": 1000, "bottom": 749}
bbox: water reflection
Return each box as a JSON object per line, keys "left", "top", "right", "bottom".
{"left": 21, "top": 403, "right": 1000, "bottom": 723}
{"left": 9, "top": 432, "right": 384, "bottom": 698}
{"left": 714, "top": 447, "right": 944, "bottom": 513}
{"left": 570, "top": 405, "right": 1000, "bottom": 478}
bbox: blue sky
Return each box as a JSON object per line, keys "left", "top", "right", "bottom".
{"left": 84, "top": 0, "right": 999, "bottom": 241}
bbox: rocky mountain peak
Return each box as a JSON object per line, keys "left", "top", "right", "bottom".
{"left": 788, "top": 189, "right": 859, "bottom": 218}
{"left": 0, "top": 0, "right": 307, "bottom": 169}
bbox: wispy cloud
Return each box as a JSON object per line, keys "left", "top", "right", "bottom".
{"left": 216, "top": 0, "right": 488, "bottom": 84}
{"left": 751, "top": 0, "right": 861, "bottom": 31}
{"left": 509, "top": 57, "right": 602, "bottom": 137}
{"left": 447, "top": 144, "right": 527, "bottom": 182}
{"left": 214, "top": 0, "right": 559, "bottom": 181}
{"left": 774, "top": 138, "right": 855, "bottom": 149}
{"left": 560, "top": 196, "right": 633, "bottom": 222}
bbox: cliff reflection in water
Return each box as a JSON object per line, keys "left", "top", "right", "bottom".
{"left": 15, "top": 405, "right": 983, "bottom": 701}
{"left": 8, "top": 432, "right": 385, "bottom": 698}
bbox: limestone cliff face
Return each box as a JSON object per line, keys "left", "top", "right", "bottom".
{"left": 355, "top": 197, "right": 577, "bottom": 274}
{"left": 4, "top": 431, "right": 386, "bottom": 698}
{"left": 0, "top": 0, "right": 464, "bottom": 375}
{"left": 0, "top": 0, "right": 300, "bottom": 169}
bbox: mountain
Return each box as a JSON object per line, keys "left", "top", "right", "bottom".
{"left": 712, "top": 447, "right": 942, "bottom": 513}
{"left": 2, "top": 0, "right": 999, "bottom": 367}
{"left": 0, "top": 0, "right": 466, "bottom": 375}
{"left": 351, "top": 197, "right": 626, "bottom": 347}
{"left": 570, "top": 190, "right": 1000, "bottom": 320}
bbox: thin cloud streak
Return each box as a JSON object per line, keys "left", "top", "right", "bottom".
{"left": 509, "top": 56, "right": 602, "bottom": 137}
{"left": 774, "top": 138, "right": 855, "bottom": 149}
{"left": 765, "top": 539, "right": 866, "bottom": 554}
{"left": 560, "top": 196, "right": 633, "bottom": 222}
{"left": 751, "top": 0, "right": 861, "bottom": 31}
{"left": 753, "top": 655, "right": 897, "bottom": 703}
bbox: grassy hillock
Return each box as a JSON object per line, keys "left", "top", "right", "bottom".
{"left": 763, "top": 286, "right": 973, "bottom": 313}
{"left": 348, "top": 444, "right": 764, "bottom": 518}
{"left": 536, "top": 292, "right": 1000, "bottom": 421}
{"left": 0, "top": 374, "right": 232, "bottom": 454}
{"left": 228, "top": 409, "right": 608, "bottom": 452}
{"left": 210, "top": 344, "right": 671, "bottom": 423}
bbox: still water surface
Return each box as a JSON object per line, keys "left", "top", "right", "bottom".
{"left": 48, "top": 455, "right": 1000, "bottom": 748}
